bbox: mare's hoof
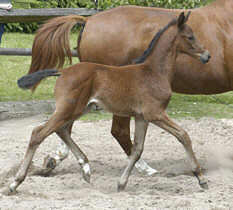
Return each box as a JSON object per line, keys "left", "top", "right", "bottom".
{"left": 135, "top": 159, "right": 158, "bottom": 176}
{"left": 146, "top": 168, "right": 159, "bottom": 176}
{"left": 43, "top": 155, "right": 56, "bottom": 170}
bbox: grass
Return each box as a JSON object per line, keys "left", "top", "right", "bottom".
{"left": 0, "top": 32, "right": 79, "bottom": 101}
{"left": 1, "top": 33, "right": 233, "bottom": 120}
{"left": 168, "top": 93, "right": 233, "bottom": 119}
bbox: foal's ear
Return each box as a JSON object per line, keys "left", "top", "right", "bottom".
{"left": 184, "top": 11, "right": 191, "bottom": 23}
{"left": 178, "top": 11, "right": 191, "bottom": 28}
{"left": 177, "top": 12, "right": 186, "bottom": 28}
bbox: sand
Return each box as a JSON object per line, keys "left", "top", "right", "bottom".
{"left": 1, "top": 115, "right": 233, "bottom": 210}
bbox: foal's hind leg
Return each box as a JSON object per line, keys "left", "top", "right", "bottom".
{"left": 6, "top": 111, "right": 72, "bottom": 194}
{"left": 42, "top": 101, "right": 96, "bottom": 174}
{"left": 42, "top": 122, "right": 73, "bottom": 174}
{"left": 56, "top": 123, "right": 91, "bottom": 183}
{"left": 117, "top": 117, "right": 148, "bottom": 191}
{"left": 152, "top": 112, "right": 208, "bottom": 189}
{"left": 111, "top": 115, "right": 157, "bottom": 175}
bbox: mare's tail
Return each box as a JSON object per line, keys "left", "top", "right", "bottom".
{"left": 28, "top": 15, "right": 86, "bottom": 90}
{"left": 18, "top": 69, "right": 60, "bottom": 90}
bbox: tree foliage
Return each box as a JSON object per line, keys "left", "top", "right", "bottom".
{"left": 5, "top": 0, "right": 214, "bottom": 33}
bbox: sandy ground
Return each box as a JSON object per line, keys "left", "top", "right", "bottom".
{"left": 1, "top": 115, "right": 233, "bottom": 210}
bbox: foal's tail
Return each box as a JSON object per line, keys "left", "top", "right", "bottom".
{"left": 18, "top": 69, "right": 60, "bottom": 90}
{"left": 28, "top": 15, "right": 86, "bottom": 90}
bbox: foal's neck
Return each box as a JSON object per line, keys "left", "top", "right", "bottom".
{"left": 144, "top": 26, "right": 178, "bottom": 82}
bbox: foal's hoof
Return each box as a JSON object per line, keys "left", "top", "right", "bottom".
{"left": 199, "top": 180, "right": 208, "bottom": 190}
{"left": 193, "top": 171, "right": 208, "bottom": 190}
{"left": 81, "top": 163, "right": 91, "bottom": 183}
{"left": 117, "top": 182, "right": 126, "bottom": 192}
{"left": 29, "top": 155, "right": 57, "bottom": 176}
{"left": 82, "top": 171, "right": 91, "bottom": 184}
{"left": 1, "top": 186, "right": 17, "bottom": 196}
{"left": 43, "top": 155, "right": 56, "bottom": 170}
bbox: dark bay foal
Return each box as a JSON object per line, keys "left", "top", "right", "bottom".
{"left": 8, "top": 12, "right": 210, "bottom": 194}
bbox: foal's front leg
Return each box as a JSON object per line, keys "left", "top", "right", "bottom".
{"left": 111, "top": 115, "right": 157, "bottom": 176}
{"left": 152, "top": 112, "right": 208, "bottom": 189}
{"left": 117, "top": 117, "right": 148, "bottom": 191}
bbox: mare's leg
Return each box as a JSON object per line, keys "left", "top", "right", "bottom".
{"left": 111, "top": 115, "right": 157, "bottom": 175}
{"left": 56, "top": 123, "right": 91, "bottom": 183}
{"left": 151, "top": 112, "right": 208, "bottom": 189}
{"left": 117, "top": 117, "right": 148, "bottom": 191}
{"left": 111, "top": 115, "right": 132, "bottom": 156}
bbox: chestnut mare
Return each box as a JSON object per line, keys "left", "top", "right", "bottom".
{"left": 27, "top": 0, "right": 232, "bottom": 174}
{"left": 9, "top": 12, "right": 210, "bottom": 194}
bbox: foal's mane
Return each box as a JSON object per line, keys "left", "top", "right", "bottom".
{"left": 133, "top": 18, "right": 177, "bottom": 64}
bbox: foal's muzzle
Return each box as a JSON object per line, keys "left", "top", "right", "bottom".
{"left": 200, "top": 50, "right": 211, "bottom": 64}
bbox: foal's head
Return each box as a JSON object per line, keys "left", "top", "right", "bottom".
{"left": 176, "top": 12, "right": 210, "bottom": 64}
{"left": 134, "top": 12, "right": 210, "bottom": 65}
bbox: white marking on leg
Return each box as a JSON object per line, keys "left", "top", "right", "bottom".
{"left": 79, "top": 159, "right": 90, "bottom": 173}
{"left": 54, "top": 142, "right": 70, "bottom": 165}
{"left": 83, "top": 163, "right": 91, "bottom": 175}
{"left": 134, "top": 158, "right": 158, "bottom": 175}
{"left": 78, "top": 158, "right": 84, "bottom": 165}
{"left": 9, "top": 181, "right": 18, "bottom": 192}
{"left": 79, "top": 158, "right": 91, "bottom": 183}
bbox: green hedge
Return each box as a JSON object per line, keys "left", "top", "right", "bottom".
{"left": 5, "top": 0, "right": 214, "bottom": 33}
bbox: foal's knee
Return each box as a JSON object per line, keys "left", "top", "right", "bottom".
{"left": 135, "top": 148, "right": 143, "bottom": 160}
{"left": 131, "top": 144, "right": 144, "bottom": 161}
